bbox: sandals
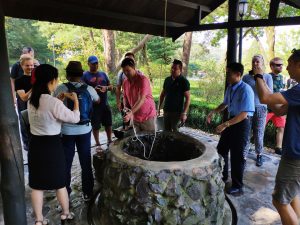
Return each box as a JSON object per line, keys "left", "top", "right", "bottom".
{"left": 34, "top": 219, "right": 49, "bottom": 225}
{"left": 61, "top": 212, "right": 74, "bottom": 224}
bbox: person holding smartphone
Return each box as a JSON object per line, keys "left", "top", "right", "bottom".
{"left": 82, "top": 56, "right": 113, "bottom": 154}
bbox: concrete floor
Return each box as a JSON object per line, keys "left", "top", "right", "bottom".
{"left": 0, "top": 127, "right": 282, "bottom": 225}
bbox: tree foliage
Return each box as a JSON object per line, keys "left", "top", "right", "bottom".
{"left": 147, "top": 37, "right": 181, "bottom": 64}
{"left": 34, "top": 22, "right": 105, "bottom": 70}
{"left": 5, "top": 17, "right": 52, "bottom": 64}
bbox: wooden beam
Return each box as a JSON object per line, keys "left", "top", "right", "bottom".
{"left": 282, "top": 0, "right": 300, "bottom": 9}
{"left": 268, "top": 0, "right": 280, "bottom": 19}
{"left": 22, "top": 0, "right": 187, "bottom": 28}
{"left": 163, "top": 0, "right": 211, "bottom": 11}
{"left": 227, "top": 0, "right": 238, "bottom": 64}
{"left": 0, "top": 1, "right": 27, "bottom": 224}
{"left": 171, "top": 16, "right": 300, "bottom": 36}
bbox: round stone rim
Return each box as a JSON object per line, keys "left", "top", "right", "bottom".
{"left": 108, "top": 131, "right": 219, "bottom": 175}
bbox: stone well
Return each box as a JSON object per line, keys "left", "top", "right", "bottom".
{"left": 93, "top": 131, "right": 230, "bottom": 225}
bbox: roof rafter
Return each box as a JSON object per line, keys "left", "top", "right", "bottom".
{"left": 164, "top": 0, "right": 211, "bottom": 12}
{"left": 171, "top": 16, "right": 300, "bottom": 40}
{"left": 21, "top": 0, "right": 187, "bottom": 28}
{"left": 269, "top": 0, "right": 280, "bottom": 19}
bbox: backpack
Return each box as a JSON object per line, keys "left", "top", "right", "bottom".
{"left": 64, "top": 82, "right": 93, "bottom": 125}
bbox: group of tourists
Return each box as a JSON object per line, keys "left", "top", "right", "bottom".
{"left": 11, "top": 46, "right": 300, "bottom": 225}
{"left": 10, "top": 48, "right": 191, "bottom": 225}
{"left": 207, "top": 50, "right": 300, "bottom": 225}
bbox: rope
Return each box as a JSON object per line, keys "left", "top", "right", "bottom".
{"left": 129, "top": 110, "right": 157, "bottom": 160}
{"left": 157, "top": 0, "right": 168, "bottom": 111}
{"left": 130, "top": 0, "right": 168, "bottom": 160}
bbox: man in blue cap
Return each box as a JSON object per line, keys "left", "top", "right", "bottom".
{"left": 82, "top": 56, "right": 113, "bottom": 153}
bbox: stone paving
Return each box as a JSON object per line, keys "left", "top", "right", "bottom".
{"left": 0, "top": 127, "right": 282, "bottom": 225}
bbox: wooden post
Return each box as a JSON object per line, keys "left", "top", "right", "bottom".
{"left": 0, "top": 1, "right": 27, "bottom": 224}
{"left": 227, "top": 0, "right": 238, "bottom": 64}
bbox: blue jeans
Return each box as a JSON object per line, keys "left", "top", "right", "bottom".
{"left": 17, "top": 97, "right": 29, "bottom": 151}
{"left": 245, "top": 105, "right": 267, "bottom": 156}
{"left": 62, "top": 132, "right": 94, "bottom": 196}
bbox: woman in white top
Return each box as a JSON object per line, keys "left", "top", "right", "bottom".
{"left": 28, "top": 64, "right": 80, "bottom": 225}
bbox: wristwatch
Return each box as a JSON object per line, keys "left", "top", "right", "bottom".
{"left": 254, "top": 74, "right": 263, "bottom": 81}
{"left": 224, "top": 121, "right": 230, "bottom": 127}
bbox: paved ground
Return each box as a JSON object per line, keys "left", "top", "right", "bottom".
{"left": 0, "top": 127, "right": 282, "bottom": 225}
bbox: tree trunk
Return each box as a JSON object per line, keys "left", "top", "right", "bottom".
{"left": 102, "top": 29, "right": 116, "bottom": 73}
{"left": 250, "top": 29, "right": 268, "bottom": 59}
{"left": 89, "top": 30, "right": 95, "bottom": 42}
{"left": 182, "top": 32, "right": 193, "bottom": 76}
{"left": 142, "top": 44, "right": 152, "bottom": 82}
{"left": 265, "top": 26, "right": 275, "bottom": 61}
{"left": 114, "top": 34, "right": 153, "bottom": 73}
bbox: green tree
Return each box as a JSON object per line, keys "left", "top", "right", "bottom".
{"left": 5, "top": 17, "right": 52, "bottom": 64}
{"left": 147, "top": 37, "right": 181, "bottom": 64}
{"left": 201, "top": 0, "right": 300, "bottom": 62}
{"left": 34, "top": 21, "right": 105, "bottom": 71}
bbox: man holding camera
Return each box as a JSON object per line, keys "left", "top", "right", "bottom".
{"left": 82, "top": 56, "right": 113, "bottom": 152}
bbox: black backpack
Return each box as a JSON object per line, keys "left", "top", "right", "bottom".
{"left": 64, "top": 82, "right": 93, "bottom": 125}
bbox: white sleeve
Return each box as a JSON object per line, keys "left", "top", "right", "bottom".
{"left": 51, "top": 97, "right": 80, "bottom": 123}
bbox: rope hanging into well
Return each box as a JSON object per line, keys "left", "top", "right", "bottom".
{"left": 130, "top": 0, "right": 169, "bottom": 160}
{"left": 157, "top": 0, "right": 169, "bottom": 110}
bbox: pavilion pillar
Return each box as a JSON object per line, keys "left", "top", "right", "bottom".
{"left": 0, "top": 1, "right": 27, "bottom": 224}
{"left": 226, "top": 0, "right": 238, "bottom": 64}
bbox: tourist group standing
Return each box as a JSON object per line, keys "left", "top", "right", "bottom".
{"left": 11, "top": 47, "right": 191, "bottom": 223}
{"left": 11, "top": 45, "right": 300, "bottom": 225}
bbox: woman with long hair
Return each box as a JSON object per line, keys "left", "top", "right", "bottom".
{"left": 28, "top": 64, "right": 80, "bottom": 225}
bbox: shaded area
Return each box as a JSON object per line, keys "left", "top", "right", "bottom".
{"left": 123, "top": 132, "right": 204, "bottom": 161}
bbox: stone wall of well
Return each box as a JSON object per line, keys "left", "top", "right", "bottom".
{"left": 94, "top": 133, "right": 226, "bottom": 225}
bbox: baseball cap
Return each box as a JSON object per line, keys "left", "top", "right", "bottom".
{"left": 88, "top": 55, "right": 99, "bottom": 64}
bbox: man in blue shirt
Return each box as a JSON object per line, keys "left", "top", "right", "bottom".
{"left": 255, "top": 49, "right": 300, "bottom": 225}
{"left": 82, "top": 56, "right": 113, "bottom": 153}
{"left": 207, "top": 62, "right": 254, "bottom": 196}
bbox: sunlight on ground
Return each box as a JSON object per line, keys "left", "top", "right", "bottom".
{"left": 251, "top": 207, "right": 280, "bottom": 225}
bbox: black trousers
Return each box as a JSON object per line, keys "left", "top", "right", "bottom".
{"left": 217, "top": 117, "right": 251, "bottom": 189}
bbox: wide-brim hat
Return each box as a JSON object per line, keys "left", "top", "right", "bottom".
{"left": 65, "top": 61, "right": 84, "bottom": 73}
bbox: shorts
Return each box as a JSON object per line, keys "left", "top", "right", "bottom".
{"left": 91, "top": 104, "right": 112, "bottom": 130}
{"left": 266, "top": 112, "right": 286, "bottom": 128}
{"left": 272, "top": 157, "right": 300, "bottom": 204}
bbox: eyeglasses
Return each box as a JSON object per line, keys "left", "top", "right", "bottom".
{"left": 274, "top": 64, "right": 283, "bottom": 67}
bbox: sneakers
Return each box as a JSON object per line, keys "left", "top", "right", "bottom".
{"left": 226, "top": 187, "right": 244, "bottom": 196}
{"left": 275, "top": 147, "right": 282, "bottom": 155}
{"left": 256, "top": 155, "right": 263, "bottom": 167}
{"left": 82, "top": 193, "right": 92, "bottom": 202}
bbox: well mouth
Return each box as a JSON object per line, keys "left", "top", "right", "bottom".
{"left": 123, "top": 132, "right": 204, "bottom": 162}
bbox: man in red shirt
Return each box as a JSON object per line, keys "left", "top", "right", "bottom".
{"left": 121, "top": 58, "right": 156, "bottom": 132}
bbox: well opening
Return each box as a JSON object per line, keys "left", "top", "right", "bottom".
{"left": 123, "top": 132, "right": 204, "bottom": 161}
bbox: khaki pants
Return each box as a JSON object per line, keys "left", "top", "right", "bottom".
{"left": 133, "top": 117, "right": 156, "bottom": 133}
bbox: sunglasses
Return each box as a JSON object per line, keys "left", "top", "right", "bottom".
{"left": 274, "top": 64, "right": 283, "bottom": 67}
